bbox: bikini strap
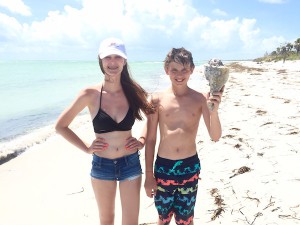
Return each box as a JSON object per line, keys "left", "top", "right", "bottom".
{"left": 99, "top": 85, "right": 103, "bottom": 109}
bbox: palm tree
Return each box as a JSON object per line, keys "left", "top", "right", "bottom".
{"left": 281, "top": 46, "right": 287, "bottom": 63}
{"left": 286, "top": 43, "right": 293, "bottom": 52}
{"left": 294, "top": 38, "right": 300, "bottom": 55}
{"left": 276, "top": 47, "right": 281, "bottom": 55}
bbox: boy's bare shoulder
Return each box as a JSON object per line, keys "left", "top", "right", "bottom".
{"left": 148, "top": 92, "right": 162, "bottom": 109}
{"left": 190, "top": 88, "right": 207, "bottom": 102}
{"left": 149, "top": 91, "right": 167, "bottom": 102}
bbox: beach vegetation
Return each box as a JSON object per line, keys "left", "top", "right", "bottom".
{"left": 254, "top": 37, "right": 300, "bottom": 62}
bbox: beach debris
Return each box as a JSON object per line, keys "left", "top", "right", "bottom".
{"left": 278, "top": 205, "right": 300, "bottom": 221}
{"left": 67, "top": 187, "right": 84, "bottom": 195}
{"left": 263, "top": 196, "right": 275, "bottom": 210}
{"left": 279, "top": 214, "right": 300, "bottom": 220}
{"left": 0, "top": 151, "right": 22, "bottom": 165}
{"left": 288, "top": 130, "right": 299, "bottom": 135}
{"left": 256, "top": 109, "right": 267, "bottom": 115}
{"left": 139, "top": 223, "right": 157, "bottom": 225}
{"left": 244, "top": 191, "right": 260, "bottom": 207}
{"left": 223, "top": 134, "right": 235, "bottom": 139}
{"left": 230, "top": 166, "right": 251, "bottom": 178}
{"left": 271, "top": 207, "right": 280, "bottom": 212}
{"left": 146, "top": 201, "right": 155, "bottom": 208}
{"left": 234, "top": 143, "right": 242, "bottom": 149}
{"left": 239, "top": 207, "right": 263, "bottom": 225}
{"left": 260, "top": 121, "right": 273, "bottom": 126}
{"left": 251, "top": 212, "right": 263, "bottom": 225}
{"left": 210, "top": 188, "right": 225, "bottom": 206}
{"left": 209, "top": 188, "right": 226, "bottom": 221}
{"left": 210, "top": 188, "right": 219, "bottom": 196}
{"left": 203, "top": 58, "right": 230, "bottom": 111}
{"left": 227, "top": 62, "right": 265, "bottom": 73}
{"left": 277, "top": 69, "right": 287, "bottom": 74}
{"left": 211, "top": 207, "right": 225, "bottom": 221}
{"left": 214, "top": 195, "right": 225, "bottom": 206}
{"left": 250, "top": 72, "right": 262, "bottom": 75}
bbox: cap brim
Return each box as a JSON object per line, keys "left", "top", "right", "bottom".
{"left": 99, "top": 50, "right": 127, "bottom": 59}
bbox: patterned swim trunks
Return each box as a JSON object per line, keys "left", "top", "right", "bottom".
{"left": 154, "top": 154, "right": 201, "bottom": 225}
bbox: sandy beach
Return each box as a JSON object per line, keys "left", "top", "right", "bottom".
{"left": 0, "top": 60, "right": 300, "bottom": 225}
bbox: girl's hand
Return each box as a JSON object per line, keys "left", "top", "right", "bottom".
{"left": 87, "top": 137, "right": 109, "bottom": 154}
{"left": 125, "top": 136, "right": 144, "bottom": 151}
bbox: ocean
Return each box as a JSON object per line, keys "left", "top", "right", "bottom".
{"left": 0, "top": 60, "right": 207, "bottom": 164}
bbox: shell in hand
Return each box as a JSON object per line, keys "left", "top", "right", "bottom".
{"left": 203, "top": 59, "right": 229, "bottom": 111}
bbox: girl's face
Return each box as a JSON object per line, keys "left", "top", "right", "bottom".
{"left": 165, "top": 62, "right": 194, "bottom": 86}
{"left": 101, "top": 54, "right": 126, "bottom": 76}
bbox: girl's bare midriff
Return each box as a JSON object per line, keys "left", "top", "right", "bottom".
{"left": 94, "top": 130, "right": 137, "bottom": 159}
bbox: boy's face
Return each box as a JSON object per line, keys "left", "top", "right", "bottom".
{"left": 165, "top": 62, "right": 194, "bottom": 86}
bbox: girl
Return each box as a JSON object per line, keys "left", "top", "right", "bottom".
{"left": 56, "top": 37, "right": 153, "bottom": 225}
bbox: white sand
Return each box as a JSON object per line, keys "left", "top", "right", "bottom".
{"left": 0, "top": 60, "right": 300, "bottom": 225}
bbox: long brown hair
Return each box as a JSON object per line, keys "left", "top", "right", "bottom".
{"left": 98, "top": 56, "right": 154, "bottom": 120}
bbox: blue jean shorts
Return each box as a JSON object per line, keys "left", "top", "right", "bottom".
{"left": 90, "top": 151, "right": 142, "bottom": 181}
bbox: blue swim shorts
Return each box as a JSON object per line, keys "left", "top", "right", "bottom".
{"left": 154, "top": 154, "right": 201, "bottom": 225}
{"left": 90, "top": 151, "right": 142, "bottom": 181}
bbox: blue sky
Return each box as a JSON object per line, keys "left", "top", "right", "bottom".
{"left": 0, "top": 0, "right": 299, "bottom": 61}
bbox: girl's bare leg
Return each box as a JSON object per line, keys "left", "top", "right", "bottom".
{"left": 91, "top": 178, "right": 117, "bottom": 225}
{"left": 119, "top": 176, "right": 142, "bottom": 225}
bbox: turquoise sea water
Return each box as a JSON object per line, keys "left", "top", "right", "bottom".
{"left": 0, "top": 60, "right": 206, "bottom": 163}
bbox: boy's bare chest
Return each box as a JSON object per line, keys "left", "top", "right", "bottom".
{"left": 159, "top": 98, "right": 201, "bottom": 121}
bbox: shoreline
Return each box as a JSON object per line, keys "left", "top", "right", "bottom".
{"left": 1, "top": 60, "right": 300, "bottom": 224}
{"left": 0, "top": 112, "right": 91, "bottom": 165}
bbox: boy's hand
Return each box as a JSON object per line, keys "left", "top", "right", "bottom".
{"left": 144, "top": 175, "right": 157, "bottom": 198}
{"left": 207, "top": 85, "right": 225, "bottom": 112}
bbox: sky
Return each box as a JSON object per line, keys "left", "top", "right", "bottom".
{"left": 0, "top": 0, "right": 299, "bottom": 61}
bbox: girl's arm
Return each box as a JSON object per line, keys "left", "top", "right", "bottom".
{"left": 55, "top": 89, "right": 91, "bottom": 153}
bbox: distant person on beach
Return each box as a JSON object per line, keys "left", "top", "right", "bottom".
{"left": 55, "top": 37, "right": 153, "bottom": 225}
{"left": 144, "top": 48, "right": 224, "bottom": 225}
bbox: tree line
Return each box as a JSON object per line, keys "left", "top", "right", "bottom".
{"left": 255, "top": 38, "right": 300, "bottom": 62}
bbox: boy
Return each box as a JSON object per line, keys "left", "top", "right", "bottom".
{"left": 144, "top": 48, "right": 223, "bottom": 225}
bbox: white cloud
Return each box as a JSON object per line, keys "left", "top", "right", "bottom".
{"left": 0, "top": 0, "right": 286, "bottom": 60}
{"left": 212, "top": 8, "right": 228, "bottom": 17}
{"left": 0, "top": 13, "right": 23, "bottom": 39}
{"left": 0, "top": 0, "right": 31, "bottom": 16}
{"left": 187, "top": 17, "right": 240, "bottom": 50}
{"left": 239, "top": 18, "right": 261, "bottom": 49}
{"left": 261, "top": 36, "right": 286, "bottom": 53}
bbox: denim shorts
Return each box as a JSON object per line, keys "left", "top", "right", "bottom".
{"left": 90, "top": 151, "right": 142, "bottom": 181}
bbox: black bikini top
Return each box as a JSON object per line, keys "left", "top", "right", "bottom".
{"left": 92, "top": 86, "right": 135, "bottom": 134}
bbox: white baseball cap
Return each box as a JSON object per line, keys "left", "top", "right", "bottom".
{"left": 98, "top": 37, "right": 127, "bottom": 59}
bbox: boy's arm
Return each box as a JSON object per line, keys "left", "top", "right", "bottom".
{"left": 202, "top": 89, "right": 223, "bottom": 142}
{"left": 144, "top": 113, "right": 158, "bottom": 172}
{"left": 208, "top": 109, "right": 222, "bottom": 141}
{"left": 138, "top": 122, "right": 147, "bottom": 145}
{"left": 144, "top": 95, "right": 159, "bottom": 198}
